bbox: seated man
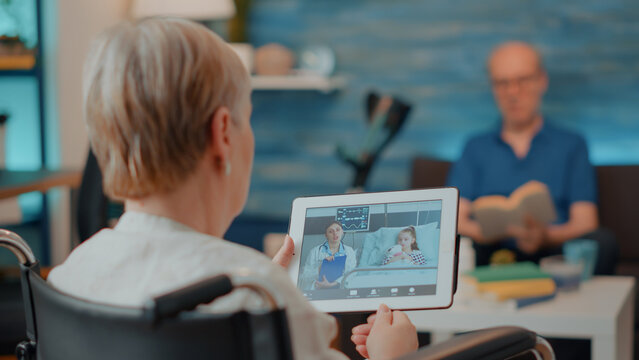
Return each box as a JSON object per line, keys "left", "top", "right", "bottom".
{"left": 447, "top": 41, "right": 617, "bottom": 274}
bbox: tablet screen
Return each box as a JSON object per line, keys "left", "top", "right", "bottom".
{"left": 296, "top": 199, "right": 442, "bottom": 301}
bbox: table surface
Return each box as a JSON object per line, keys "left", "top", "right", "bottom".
{"left": 0, "top": 169, "right": 82, "bottom": 200}
{"left": 407, "top": 276, "right": 635, "bottom": 338}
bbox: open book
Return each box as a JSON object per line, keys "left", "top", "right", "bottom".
{"left": 472, "top": 181, "right": 557, "bottom": 239}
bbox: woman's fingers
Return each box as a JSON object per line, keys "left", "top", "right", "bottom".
{"left": 391, "top": 310, "right": 415, "bottom": 331}
{"left": 315, "top": 276, "right": 332, "bottom": 288}
{"left": 272, "top": 235, "right": 295, "bottom": 268}
{"left": 351, "top": 334, "right": 367, "bottom": 346}
{"left": 371, "top": 304, "right": 392, "bottom": 328}
{"left": 352, "top": 323, "right": 372, "bottom": 335}
{"left": 355, "top": 344, "right": 369, "bottom": 359}
{"left": 365, "top": 305, "right": 419, "bottom": 360}
{"left": 367, "top": 313, "right": 377, "bottom": 324}
{"left": 352, "top": 323, "right": 371, "bottom": 358}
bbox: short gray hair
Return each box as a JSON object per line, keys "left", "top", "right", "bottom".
{"left": 83, "top": 17, "right": 250, "bottom": 199}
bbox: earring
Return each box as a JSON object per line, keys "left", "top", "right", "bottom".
{"left": 225, "top": 161, "right": 232, "bottom": 176}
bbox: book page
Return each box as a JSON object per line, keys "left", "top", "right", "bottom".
{"left": 472, "top": 181, "right": 556, "bottom": 239}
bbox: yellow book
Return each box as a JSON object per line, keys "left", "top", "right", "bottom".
{"left": 477, "top": 278, "right": 556, "bottom": 301}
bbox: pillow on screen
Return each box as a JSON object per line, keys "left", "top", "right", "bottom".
{"left": 359, "top": 222, "right": 440, "bottom": 267}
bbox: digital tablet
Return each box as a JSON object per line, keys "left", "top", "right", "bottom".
{"left": 287, "top": 187, "right": 459, "bottom": 313}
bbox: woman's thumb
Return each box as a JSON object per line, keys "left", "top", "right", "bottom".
{"left": 272, "top": 235, "right": 295, "bottom": 268}
{"left": 372, "top": 303, "right": 392, "bottom": 327}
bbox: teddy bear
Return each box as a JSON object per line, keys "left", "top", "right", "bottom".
{"left": 386, "top": 244, "right": 403, "bottom": 258}
{"left": 384, "top": 244, "right": 411, "bottom": 264}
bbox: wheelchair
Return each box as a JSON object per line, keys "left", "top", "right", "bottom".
{"left": 1, "top": 229, "right": 554, "bottom": 359}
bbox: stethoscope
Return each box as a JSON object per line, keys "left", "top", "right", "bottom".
{"left": 315, "top": 234, "right": 351, "bottom": 260}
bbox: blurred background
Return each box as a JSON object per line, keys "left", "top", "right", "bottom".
{"left": 245, "top": 0, "right": 639, "bottom": 220}
{"left": 0, "top": 0, "right": 637, "bottom": 256}
{"left": 0, "top": 1, "right": 638, "bottom": 358}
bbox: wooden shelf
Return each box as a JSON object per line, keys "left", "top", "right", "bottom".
{"left": 0, "top": 169, "right": 82, "bottom": 200}
{"left": 251, "top": 74, "right": 346, "bottom": 92}
{"left": 0, "top": 54, "right": 36, "bottom": 71}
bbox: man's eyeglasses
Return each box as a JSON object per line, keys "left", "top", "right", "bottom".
{"left": 491, "top": 72, "right": 541, "bottom": 92}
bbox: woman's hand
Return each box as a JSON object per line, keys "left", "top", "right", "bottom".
{"left": 325, "top": 255, "right": 335, "bottom": 261}
{"left": 272, "top": 235, "right": 295, "bottom": 268}
{"left": 351, "top": 304, "right": 418, "bottom": 359}
{"left": 351, "top": 312, "right": 376, "bottom": 358}
{"left": 314, "top": 275, "right": 338, "bottom": 289}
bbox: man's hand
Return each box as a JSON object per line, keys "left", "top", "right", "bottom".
{"left": 272, "top": 235, "right": 295, "bottom": 268}
{"left": 458, "top": 197, "right": 493, "bottom": 244}
{"left": 351, "top": 304, "right": 418, "bottom": 359}
{"left": 508, "top": 215, "right": 547, "bottom": 255}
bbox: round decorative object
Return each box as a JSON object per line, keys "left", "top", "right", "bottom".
{"left": 254, "top": 43, "right": 295, "bottom": 76}
{"left": 490, "top": 249, "right": 516, "bottom": 265}
{"left": 228, "top": 43, "right": 254, "bottom": 74}
{"left": 298, "top": 45, "right": 335, "bottom": 77}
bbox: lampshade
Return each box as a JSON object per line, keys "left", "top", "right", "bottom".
{"left": 131, "top": 0, "right": 236, "bottom": 20}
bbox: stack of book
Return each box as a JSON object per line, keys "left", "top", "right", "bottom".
{"left": 463, "top": 262, "right": 557, "bottom": 309}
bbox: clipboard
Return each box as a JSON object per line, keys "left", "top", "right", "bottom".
{"left": 318, "top": 255, "right": 347, "bottom": 283}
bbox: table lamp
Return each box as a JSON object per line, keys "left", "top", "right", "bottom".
{"left": 130, "top": 0, "right": 236, "bottom": 20}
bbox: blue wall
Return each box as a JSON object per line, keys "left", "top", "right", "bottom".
{"left": 1, "top": 0, "right": 40, "bottom": 171}
{"left": 2, "top": 0, "right": 638, "bottom": 224}
{"left": 0, "top": 0, "right": 50, "bottom": 218}
{"left": 244, "top": 0, "right": 639, "bottom": 220}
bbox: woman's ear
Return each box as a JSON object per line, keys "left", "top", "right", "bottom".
{"left": 208, "top": 106, "right": 232, "bottom": 169}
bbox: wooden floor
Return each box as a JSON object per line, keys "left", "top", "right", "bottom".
{"left": 0, "top": 355, "right": 16, "bottom": 360}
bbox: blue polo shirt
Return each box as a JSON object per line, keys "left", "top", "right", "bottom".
{"left": 446, "top": 122, "right": 597, "bottom": 224}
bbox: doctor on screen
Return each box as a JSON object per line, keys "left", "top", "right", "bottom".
{"left": 300, "top": 221, "right": 357, "bottom": 290}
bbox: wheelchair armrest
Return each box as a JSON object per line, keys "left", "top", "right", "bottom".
{"left": 148, "top": 274, "right": 233, "bottom": 322}
{"left": 146, "top": 272, "right": 287, "bottom": 325}
{"left": 398, "top": 326, "right": 540, "bottom": 360}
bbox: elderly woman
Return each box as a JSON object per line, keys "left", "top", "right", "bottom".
{"left": 47, "top": 18, "right": 417, "bottom": 359}
{"left": 299, "top": 221, "right": 357, "bottom": 290}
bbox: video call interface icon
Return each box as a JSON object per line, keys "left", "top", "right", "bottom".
{"left": 336, "top": 206, "right": 370, "bottom": 231}
{"left": 305, "top": 286, "right": 430, "bottom": 300}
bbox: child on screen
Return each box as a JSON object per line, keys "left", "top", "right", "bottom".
{"left": 382, "top": 226, "right": 427, "bottom": 265}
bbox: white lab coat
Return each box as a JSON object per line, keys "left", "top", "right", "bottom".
{"left": 299, "top": 242, "right": 357, "bottom": 291}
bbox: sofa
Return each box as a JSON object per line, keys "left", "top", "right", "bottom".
{"left": 411, "top": 157, "right": 639, "bottom": 328}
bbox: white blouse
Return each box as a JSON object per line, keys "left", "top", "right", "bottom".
{"left": 48, "top": 211, "right": 347, "bottom": 360}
